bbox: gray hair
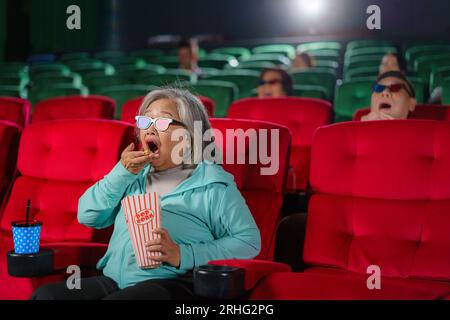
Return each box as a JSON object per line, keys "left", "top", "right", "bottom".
{"left": 137, "top": 87, "right": 213, "bottom": 167}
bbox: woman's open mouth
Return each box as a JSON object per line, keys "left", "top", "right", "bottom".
{"left": 379, "top": 102, "right": 392, "bottom": 110}
{"left": 144, "top": 136, "right": 160, "bottom": 154}
{"left": 148, "top": 141, "right": 159, "bottom": 153}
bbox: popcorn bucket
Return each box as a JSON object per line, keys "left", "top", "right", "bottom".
{"left": 121, "top": 192, "right": 162, "bottom": 269}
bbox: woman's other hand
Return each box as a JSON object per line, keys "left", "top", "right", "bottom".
{"left": 145, "top": 228, "right": 180, "bottom": 268}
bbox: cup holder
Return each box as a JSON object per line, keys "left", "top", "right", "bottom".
{"left": 193, "top": 264, "right": 245, "bottom": 299}
{"left": 7, "top": 249, "right": 54, "bottom": 277}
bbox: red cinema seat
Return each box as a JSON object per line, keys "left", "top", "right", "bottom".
{"left": 0, "top": 97, "right": 31, "bottom": 127}
{"left": 0, "top": 121, "right": 21, "bottom": 211}
{"left": 121, "top": 95, "right": 214, "bottom": 124}
{"left": 0, "top": 119, "right": 134, "bottom": 300}
{"left": 227, "top": 97, "right": 332, "bottom": 192}
{"left": 213, "top": 120, "right": 450, "bottom": 299}
{"left": 353, "top": 104, "right": 450, "bottom": 121}
{"left": 32, "top": 95, "right": 116, "bottom": 123}
{"left": 209, "top": 118, "right": 291, "bottom": 260}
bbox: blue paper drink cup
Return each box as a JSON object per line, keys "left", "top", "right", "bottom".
{"left": 11, "top": 221, "right": 43, "bottom": 255}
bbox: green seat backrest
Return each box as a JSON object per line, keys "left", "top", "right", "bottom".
{"left": 84, "top": 73, "right": 130, "bottom": 94}
{"left": 345, "top": 46, "right": 397, "bottom": 59}
{"left": 28, "top": 83, "right": 88, "bottom": 105}
{"left": 252, "top": 44, "right": 296, "bottom": 59}
{"left": 414, "top": 54, "right": 450, "bottom": 81}
{"left": 344, "top": 55, "right": 382, "bottom": 72}
{"left": 344, "top": 67, "right": 379, "bottom": 81}
{"left": 231, "top": 61, "right": 276, "bottom": 71}
{"left": 114, "top": 66, "right": 165, "bottom": 82}
{"left": 29, "top": 64, "right": 71, "bottom": 77}
{"left": 0, "top": 62, "right": 28, "bottom": 76}
{"left": 67, "top": 61, "right": 115, "bottom": 77}
{"left": 210, "top": 47, "right": 251, "bottom": 60}
{"left": 190, "top": 80, "right": 238, "bottom": 117}
{"left": 0, "top": 85, "right": 27, "bottom": 98}
{"left": 405, "top": 45, "right": 450, "bottom": 64}
{"left": 199, "top": 54, "right": 237, "bottom": 69}
{"left": 334, "top": 79, "right": 373, "bottom": 122}
{"left": 0, "top": 74, "right": 28, "bottom": 88}
{"left": 297, "top": 42, "right": 342, "bottom": 52}
{"left": 430, "top": 66, "right": 450, "bottom": 91}
{"left": 136, "top": 70, "right": 191, "bottom": 87}
{"left": 346, "top": 40, "right": 394, "bottom": 51}
{"left": 309, "top": 50, "right": 340, "bottom": 63}
{"left": 205, "top": 70, "right": 260, "bottom": 99}
{"left": 442, "top": 79, "right": 450, "bottom": 104}
{"left": 290, "top": 69, "right": 336, "bottom": 100}
{"left": 96, "top": 84, "right": 156, "bottom": 119}
{"left": 292, "top": 85, "right": 328, "bottom": 100}
{"left": 31, "top": 72, "right": 82, "bottom": 87}
{"left": 149, "top": 56, "right": 180, "bottom": 69}
{"left": 242, "top": 53, "right": 290, "bottom": 65}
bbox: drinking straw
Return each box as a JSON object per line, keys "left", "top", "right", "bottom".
{"left": 26, "top": 199, "right": 30, "bottom": 225}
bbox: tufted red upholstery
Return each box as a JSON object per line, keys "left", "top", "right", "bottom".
{"left": 227, "top": 97, "right": 332, "bottom": 191}
{"left": 209, "top": 118, "right": 291, "bottom": 260}
{"left": 32, "top": 95, "right": 116, "bottom": 124}
{"left": 0, "top": 97, "right": 31, "bottom": 127}
{"left": 121, "top": 95, "right": 215, "bottom": 124}
{"left": 0, "top": 121, "right": 21, "bottom": 212}
{"left": 246, "top": 120, "right": 450, "bottom": 299}
{"left": 353, "top": 104, "right": 450, "bottom": 121}
{"left": 0, "top": 119, "right": 135, "bottom": 299}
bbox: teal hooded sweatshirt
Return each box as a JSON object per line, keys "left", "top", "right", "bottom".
{"left": 77, "top": 161, "right": 261, "bottom": 289}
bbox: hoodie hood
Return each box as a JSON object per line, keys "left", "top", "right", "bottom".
{"left": 139, "top": 161, "right": 235, "bottom": 198}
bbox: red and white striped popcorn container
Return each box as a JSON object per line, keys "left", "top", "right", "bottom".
{"left": 121, "top": 192, "right": 162, "bottom": 269}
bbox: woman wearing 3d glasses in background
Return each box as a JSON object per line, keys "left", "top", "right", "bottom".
{"left": 257, "top": 67, "right": 294, "bottom": 97}
{"left": 361, "top": 70, "right": 417, "bottom": 121}
{"left": 31, "top": 88, "right": 261, "bottom": 300}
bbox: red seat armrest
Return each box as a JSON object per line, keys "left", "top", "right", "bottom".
{"left": 209, "top": 259, "right": 291, "bottom": 291}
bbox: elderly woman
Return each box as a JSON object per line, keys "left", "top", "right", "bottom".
{"left": 32, "top": 88, "right": 261, "bottom": 300}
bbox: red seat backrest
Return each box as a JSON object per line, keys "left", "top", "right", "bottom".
{"left": 305, "top": 120, "right": 450, "bottom": 281}
{"left": 0, "top": 97, "right": 31, "bottom": 127}
{"left": 209, "top": 118, "right": 291, "bottom": 260}
{"left": 32, "top": 95, "right": 116, "bottom": 124}
{"left": 227, "top": 97, "right": 332, "bottom": 191}
{"left": 0, "top": 121, "right": 21, "bottom": 210}
{"left": 0, "top": 119, "right": 134, "bottom": 243}
{"left": 121, "top": 95, "right": 214, "bottom": 124}
{"left": 353, "top": 105, "right": 450, "bottom": 121}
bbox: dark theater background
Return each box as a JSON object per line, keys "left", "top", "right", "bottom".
{"left": 1, "top": 0, "right": 450, "bottom": 304}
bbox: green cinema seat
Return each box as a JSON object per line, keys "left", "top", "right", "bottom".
{"left": 190, "top": 80, "right": 238, "bottom": 117}
{"left": 334, "top": 79, "right": 374, "bottom": 122}
{"left": 205, "top": 70, "right": 259, "bottom": 99}
{"left": 297, "top": 42, "right": 342, "bottom": 52}
{"left": 83, "top": 73, "right": 131, "bottom": 95}
{"left": 96, "top": 84, "right": 156, "bottom": 119}
{"left": 210, "top": 47, "right": 252, "bottom": 60}
{"left": 28, "top": 83, "right": 88, "bottom": 106}
{"left": 31, "top": 72, "right": 82, "bottom": 87}
{"left": 290, "top": 69, "right": 336, "bottom": 100}
{"left": 0, "top": 85, "right": 27, "bottom": 98}
{"left": 252, "top": 44, "right": 296, "bottom": 59}
{"left": 199, "top": 54, "right": 238, "bottom": 69}
{"left": 430, "top": 66, "right": 450, "bottom": 92}
{"left": 136, "top": 70, "right": 192, "bottom": 87}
